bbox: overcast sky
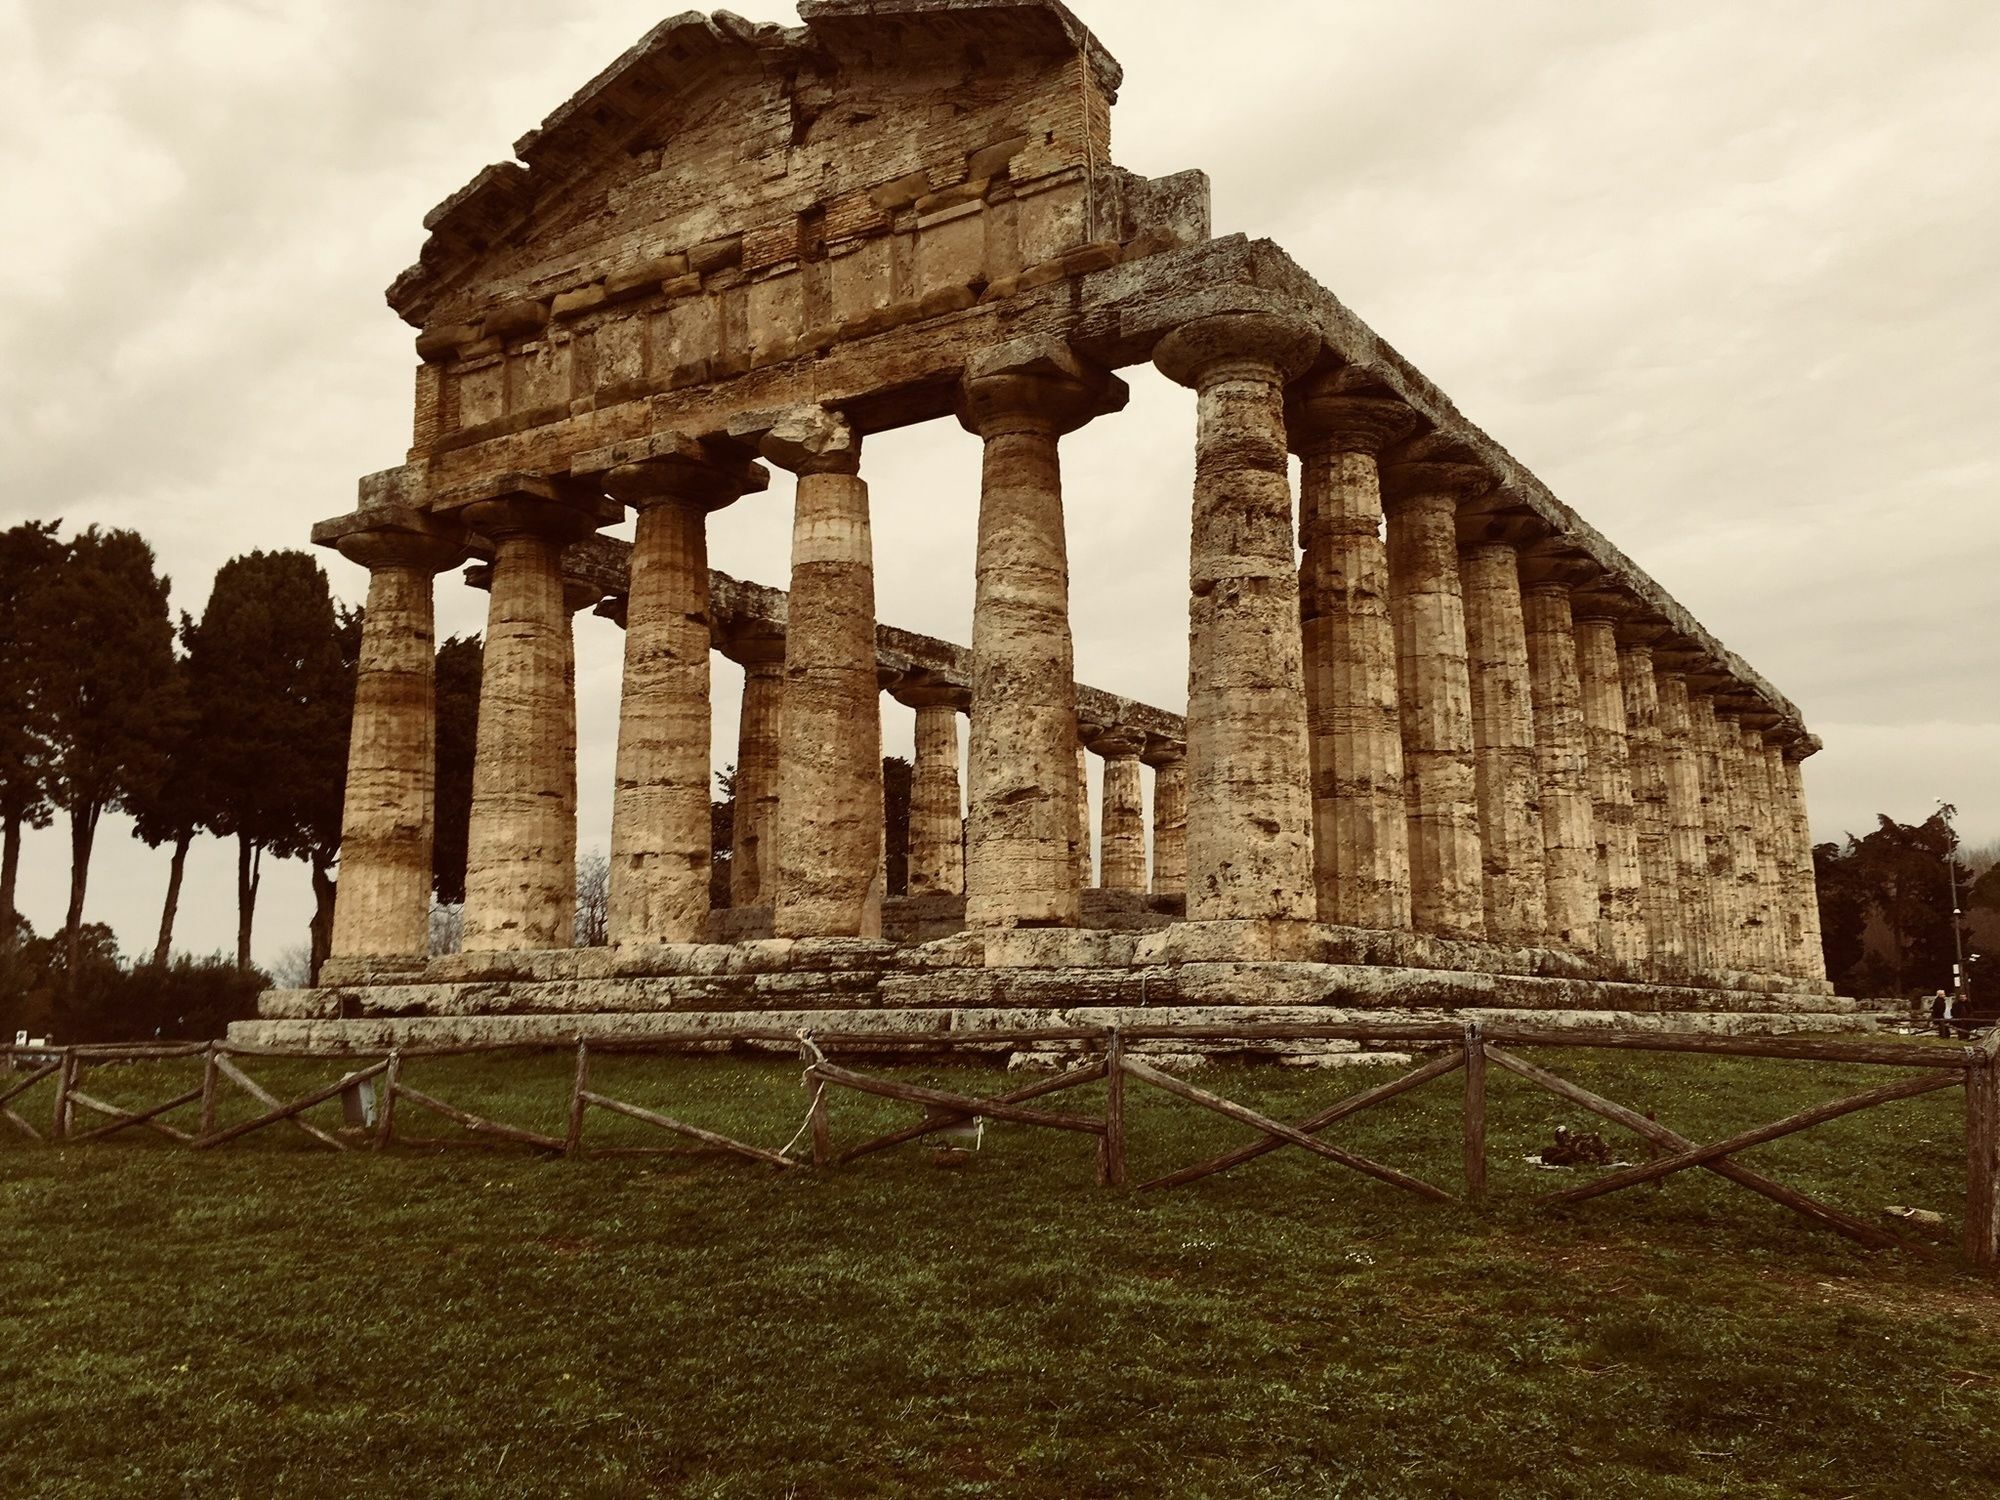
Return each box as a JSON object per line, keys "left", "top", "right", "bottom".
{"left": 4, "top": 0, "right": 1994, "bottom": 972}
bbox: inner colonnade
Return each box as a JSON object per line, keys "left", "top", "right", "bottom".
{"left": 324, "top": 321, "right": 1823, "bottom": 988}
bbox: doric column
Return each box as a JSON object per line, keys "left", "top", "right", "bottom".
{"left": 1092, "top": 728, "right": 1148, "bottom": 893}
{"left": 1618, "top": 642, "right": 1682, "bottom": 967}
{"left": 1758, "top": 737, "right": 1803, "bottom": 976}
{"left": 325, "top": 512, "right": 465, "bottom": 960}
{"left": 1689, "top": 691, "right": 1740, "bottom": 971}
{"left": 1146, "top": 744, "right": 1187, "bottom": 898}
{"left": 1381, "top": 459, "right": 1489, "bottom": 940}
{"left": 588, "top": 435, "right": 767, "bottom": 945}
{"left": 956, "top": 338, "right": 1125, "bottom": 928}
{"left": 905, "top": 687, "right": 965, "bottom": 898}
{"left": 553, "top": 574, "right": 601, "bottom": 941}
{"left": 1744, "top": 725, "right": 1784, "bottom": 973}
{"left": 729, "top": 633, "right": 785, "bottom": 907}
{"left": 1287, "top": 383, "right": 1416, "bottom": 931}
{"left": 1154, "top": 312, "right": 1320, "bottom": 922}
{"left": 1573, "top": 610, "right": 1644, "bottom": 961}
{"left": 1655, "top": 671, "right": 1710, "bottom": 971}
{"left": 745, "top": 407, "right": 883, "bottom": 939}
{"left": 1460, "top": 539, "right": 1548, "bottom": 947}
{"left": 457, "top": 481, "right": 607, "bottom": 952}
{"left": 1782, "top": 744, "right": 1827, "bottom": 981}
{"left": 1073, "top": 740, "right": 1092, "bottom": 889}
{"left": 1714, "top": 710, "right": 1762, "bottom": 971}
{"left": 1522, "top": 580, "right": 1598, "bottom": 951}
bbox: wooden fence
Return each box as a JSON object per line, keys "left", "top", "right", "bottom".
{"left": 5, "top": 1022, "right": 1997, "bottom": 1268}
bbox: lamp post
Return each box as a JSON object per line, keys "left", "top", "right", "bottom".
{"left": 1939, "top": 799, "right": 1969, "bottom": 1003}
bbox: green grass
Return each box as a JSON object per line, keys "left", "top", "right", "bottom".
{"left": 3, "top": 1043, "right": 1998, "bottom": 1498}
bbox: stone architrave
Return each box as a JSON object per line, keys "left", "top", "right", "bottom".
{"left": 1573, "top": 613, "right": 1644, "bottom": 961}
{"left": 905, "top": 688, "right": 966, "bottom": 898}
{"left": 1146, "top": 745, "right": 1187, "bottom": 898}
{"left": 1782, "top": 747, "right": 1827, "bottom": 981}
{"left": 1655, "top": 671, "right": 1710, "bottom": 970}
{"left": 1522, "top": 581, "right": 1598, "bottom": 951}
{"left": 729, "top": 634, "right": 785, "bottom": 907}
{"left": 1460, "top": 540, "right": 1548, "bottom": 947}
{"left": 1689, "top": 691, "right": 1740, "bottom": 971}
{"left": 956, "top": 338, "right": 1126, "bottom": 928}
{"left": 1287, "top": 382, "right": 1416, "bottom": 932}
{"left": 1073, "top": 740, "right": 1092, "bottom": 888}
{"left": 456, "top": 481, "right": 606, "bottom": 952}
{"left": 1092, "top": 728, "right": 1148, "bottom": 893}
{"left": 1153, "top": 312, "right": 1321, "bottom": 923}
{"left": 325, "top": 513, "right": 466, "bottom": 960}
{"left": 748, "top": 407, "right": 883, "bottom": 939}
{"left": 1744, "top": 726, "right": 1784, "bottom": 974}
{"left": 592, "top": 435, "right": 768, "bottom": 945}
{"left": 1618, "top": 643, "right": 1682, "bottom": 967}
{"left": 1381, "top": 460, "right": 1490, "bottom": 941}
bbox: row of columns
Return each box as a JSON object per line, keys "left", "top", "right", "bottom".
{"left": 328, "top": 312, "right": 1822, "bottom": 986}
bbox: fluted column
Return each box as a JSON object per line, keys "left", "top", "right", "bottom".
{"left": 327, "top": 517, "right": 465, "bottom": 959}
{"left": 595, "top": 438, "right": 767, "bottom": 945}
{"left": 553, "top": 576, "right": 601, "bottom": 942}
{"left": 1073, "top": 740, "right": 1092, "bottom": 889}
{"left": 1523, "top": 581, "right": 1597, "bottom": 951}
{"left": 1381, "top": 461, "right": 1489, "bottom": 940}
{"left": 1574, "top": 613, "right": 1643, "bottom": 961}
{"left": 906, "top": 691, "right": 965, "bottom": 898}
{"left": 1287, "top": 384, "right": 1416, "bottom": 931}
{"left": 1758, "top": 738, "right": 1803, "bottom": 976}
{"left": 460, "top": 486, "right": 602, "bottom": 952}
{"left": 1689, "top": 692, "right": 1740, "bottom": 971}
{"left": 1618, "top": 643, "right": 1681, "bottom": 967}
{"left": 1715, "top": 711, "right": 1762, "bottom": 971}
{"left": 1744, "top": 725, "right": 1783, "bottom": 973}
{"left": 956, "top": 339, "right": 1125, "bottom": 928}
{"left": 1461, "top": 540, "right": 1547, "bottom": 946}
{"left": 750, "top": 408, "right": 882, "bottom": 939}
{"left": 729, "top": 636, "right": 785, "bottom": 907}
{"left": 1093, "top": 728, "right": 1148, "bottom": 893}
{"left": 1147, "top": 747, "right": 1187, "bottom": 898}
{"left": 1782, "top": 746, "right": 1827, "bottom": 981}
{"left": 1655, "top": 671, "right": 1710, "bottom": 971}
{"left": 1154, "top": 313, "right": 1320, "bottom": 922}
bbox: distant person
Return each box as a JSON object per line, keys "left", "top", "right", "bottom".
{"left": 1953, "top": 992, "right": 1977, "bottom": 1041}
{"left": 1931, "top": 989, "right": 1952, "bottom": 1039}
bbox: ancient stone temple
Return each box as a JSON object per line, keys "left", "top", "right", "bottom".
{"left": 238, "top": 0, "right": 1852, "bottom": 1052}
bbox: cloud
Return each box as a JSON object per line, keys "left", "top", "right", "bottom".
{"left": 5, "top": 0, "right": 1994, "bottom": 967}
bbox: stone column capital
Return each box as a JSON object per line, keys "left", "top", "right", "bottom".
{"left": 1086, "top": 725, "right": 1147, "bottom": 760}
{"left": 1285, "top": 386, "right": 1419, "bottom": 457}
{"left": 446, "top": 474, "right": 614, "bottom": 545}
{"left": 315, "top": 504, "right": 467, "bottom": 575}
{"left": 716, "top": 624, "right": 786, "bottom": 669}
{"left": 957, "top": 337, "right": 1129, "bottom": 439}
{"left": 727, "top": 405, "right": 861, "bottom": 477}
{"left": 1379, "top": 459, "right": 1494, "bottom": 509}
{"left": 893, "top": 677, "right": 967, "bottom": 712}
{"left": 578, "top": 432, "right": 769, "bottom": 513}
{"left": 1140, "top": 737, "right": 1185, "bottom": 770}
{"left": 1152, "top": 311, "right": 1321, "bottom": 390}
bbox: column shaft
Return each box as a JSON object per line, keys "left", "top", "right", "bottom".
{"left": 1461, "top": 542, "right": 1547, "bottom": 946}
{"left": 1744, "top": 727, "right": 1783, "bottom": 973}
{"left": 1783, "top": 753, "right": 1827, "bottom": 981}
{"left": 907, "top": 702, "right": 965, "bottom": 897}
{"left": 1619, "top": 644, "right": 1682, "bottom": 967}
{"left": 607, "top": 498, "right": 712, "bottom": 944}
{"left": 1716, "top": 714, "right": 1762, "bottom": 971}
{"left": 730, "top": 653, "right": 784, "bottom": 907}
{"left": 1575, "top": 618, "right": 1643, "bottom": 961}
{"left": 1655, "top": 673, "right": 1710, "bottom": 971}
{"left": 1074, "top": 743, "right": 1093, "bottom": 889}
{"left": 1385, "top": 488, "right": 1485, "bottom": 939}
{"left": 1690, "top": 693, "right": 1740, "bottom": 971}
{"left": 1523, "top": 584, "right": 1597, "bottom": 950}
{"left": 462, "top": 527, "right": 576, "bottom": 951}
{"left": 1149, "top": 756, "right": 1187, "bottom": 897}
{"left": 330, "top": 548, "right": 449, "bottom": 959}
{"left": 1097, "top": 747, "right": 1147, "bottom": 893}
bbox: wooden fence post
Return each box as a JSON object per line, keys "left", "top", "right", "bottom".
{"left": 1098, "top": 1028, "right": 1127, "bottom": 1188}
{"left": 803, "top": 1036, "right": 831, "bottom": 1167}
{"left": 1462, "top": 1021, "right": 1487, "bottom": 1205}
{"left": 565, "top": 1039, "right": 588, "bottom": 1157}
{"left": 50, "top": 1049, "right": 76, "bottom": 1143}
{"left": 199, "top": 1044, "right": 221, "bottom": 1138}
{"left": 375, "top": 1050, "right": 402, "bottom": 1151}
{"left": 1964, "top": 1031, "right": 2000, "bottom": 1268}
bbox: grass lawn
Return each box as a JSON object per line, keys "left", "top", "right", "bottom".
{"left": 3, "top": 1041, "right": 1998, "bottom": 1498}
